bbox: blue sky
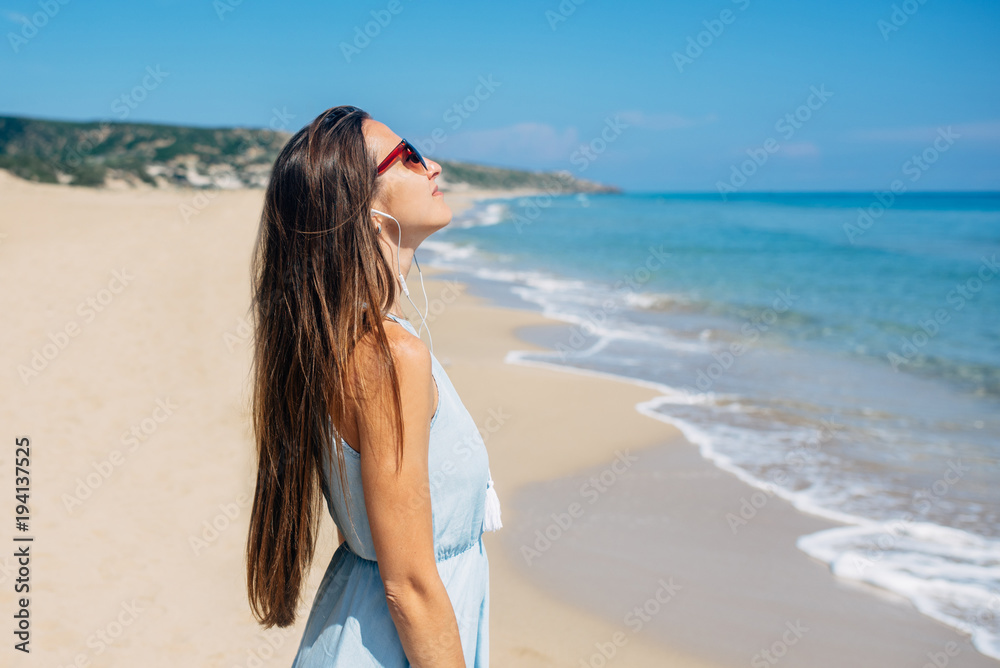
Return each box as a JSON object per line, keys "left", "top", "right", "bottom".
{"left": 1, "top": 0, "right": 997, "bottom": 192}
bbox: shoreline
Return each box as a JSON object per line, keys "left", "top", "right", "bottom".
{"left": 0, "top": 172, "right": 993, "bottom": 666}
{"left": 401, "top": 262, "right": 996, "bottom": 668}
{"left": 425, "top": 190, "right": 999, "bottom": 666}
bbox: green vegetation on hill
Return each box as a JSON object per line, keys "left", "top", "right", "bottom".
{"left": 0, "top": 115, "right": 620, "bottom": 193}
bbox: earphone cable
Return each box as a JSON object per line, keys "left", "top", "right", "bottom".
{"left": 371, "top": 208, "right": 434, "bottom": 355}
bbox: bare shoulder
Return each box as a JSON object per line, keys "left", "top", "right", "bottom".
{"left": 347, "top": 318, "right": 431, "bottom": 391}
{"left": 383, "top": 318, "right": 431, "bottom": 364}
{"left": 345, "top": 319, "right": 434, "bottom": 445}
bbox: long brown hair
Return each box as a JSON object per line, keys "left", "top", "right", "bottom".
{"left": 245, "top": 105, "right": 406, "bottom": 629}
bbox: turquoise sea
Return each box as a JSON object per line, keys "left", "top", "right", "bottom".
{"left": 421, "top": 191, "right": 1000, "bottom": 660}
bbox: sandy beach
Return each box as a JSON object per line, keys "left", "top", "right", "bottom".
{"left": 0, "top": 170, "right": 992, "bottom": 666}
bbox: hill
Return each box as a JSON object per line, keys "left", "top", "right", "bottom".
{"left": 0, "top": 115, "right": 621, "bottom": 194}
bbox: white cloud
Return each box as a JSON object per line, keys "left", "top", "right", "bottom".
{"left": 3, "top": 10, "right": 28, "bottom": 23}
{"left": 616, "top": 110, "right": 718, "bottom": 131}
{"left": 842, "top": 120, "right": 1000, "bottom": 143}
{"left": 445, "top": 122, "right": 580, "bottom": 163}
{"left": 777, "top": 141, "right": 820, "bottom": 157}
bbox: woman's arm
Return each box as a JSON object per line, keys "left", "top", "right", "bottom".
{"left": 351, "top": 329, "right": 465, "bottom": 668}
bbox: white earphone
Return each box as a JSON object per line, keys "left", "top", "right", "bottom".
{"left": 371, "top": 208, "right": 434, "bottom": 355}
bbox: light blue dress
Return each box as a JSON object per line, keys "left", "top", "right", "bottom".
{"left": 291, "top": 312, "right": 491, "bottom": 667}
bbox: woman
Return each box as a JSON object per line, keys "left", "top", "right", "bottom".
{"left": 244, "top": 105, "right": 501, "bottom": 667}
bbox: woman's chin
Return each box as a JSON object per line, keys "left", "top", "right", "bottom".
{"left": 435, "top": 201, "right": 453, "bottom": 227}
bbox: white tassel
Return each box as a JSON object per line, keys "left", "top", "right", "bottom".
{"left": 483, "top": 467, "right": 503, "bottom": 532}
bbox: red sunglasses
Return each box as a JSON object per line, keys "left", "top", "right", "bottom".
{"left": 376, "top": 138, "right": 429, "bottom": 176}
